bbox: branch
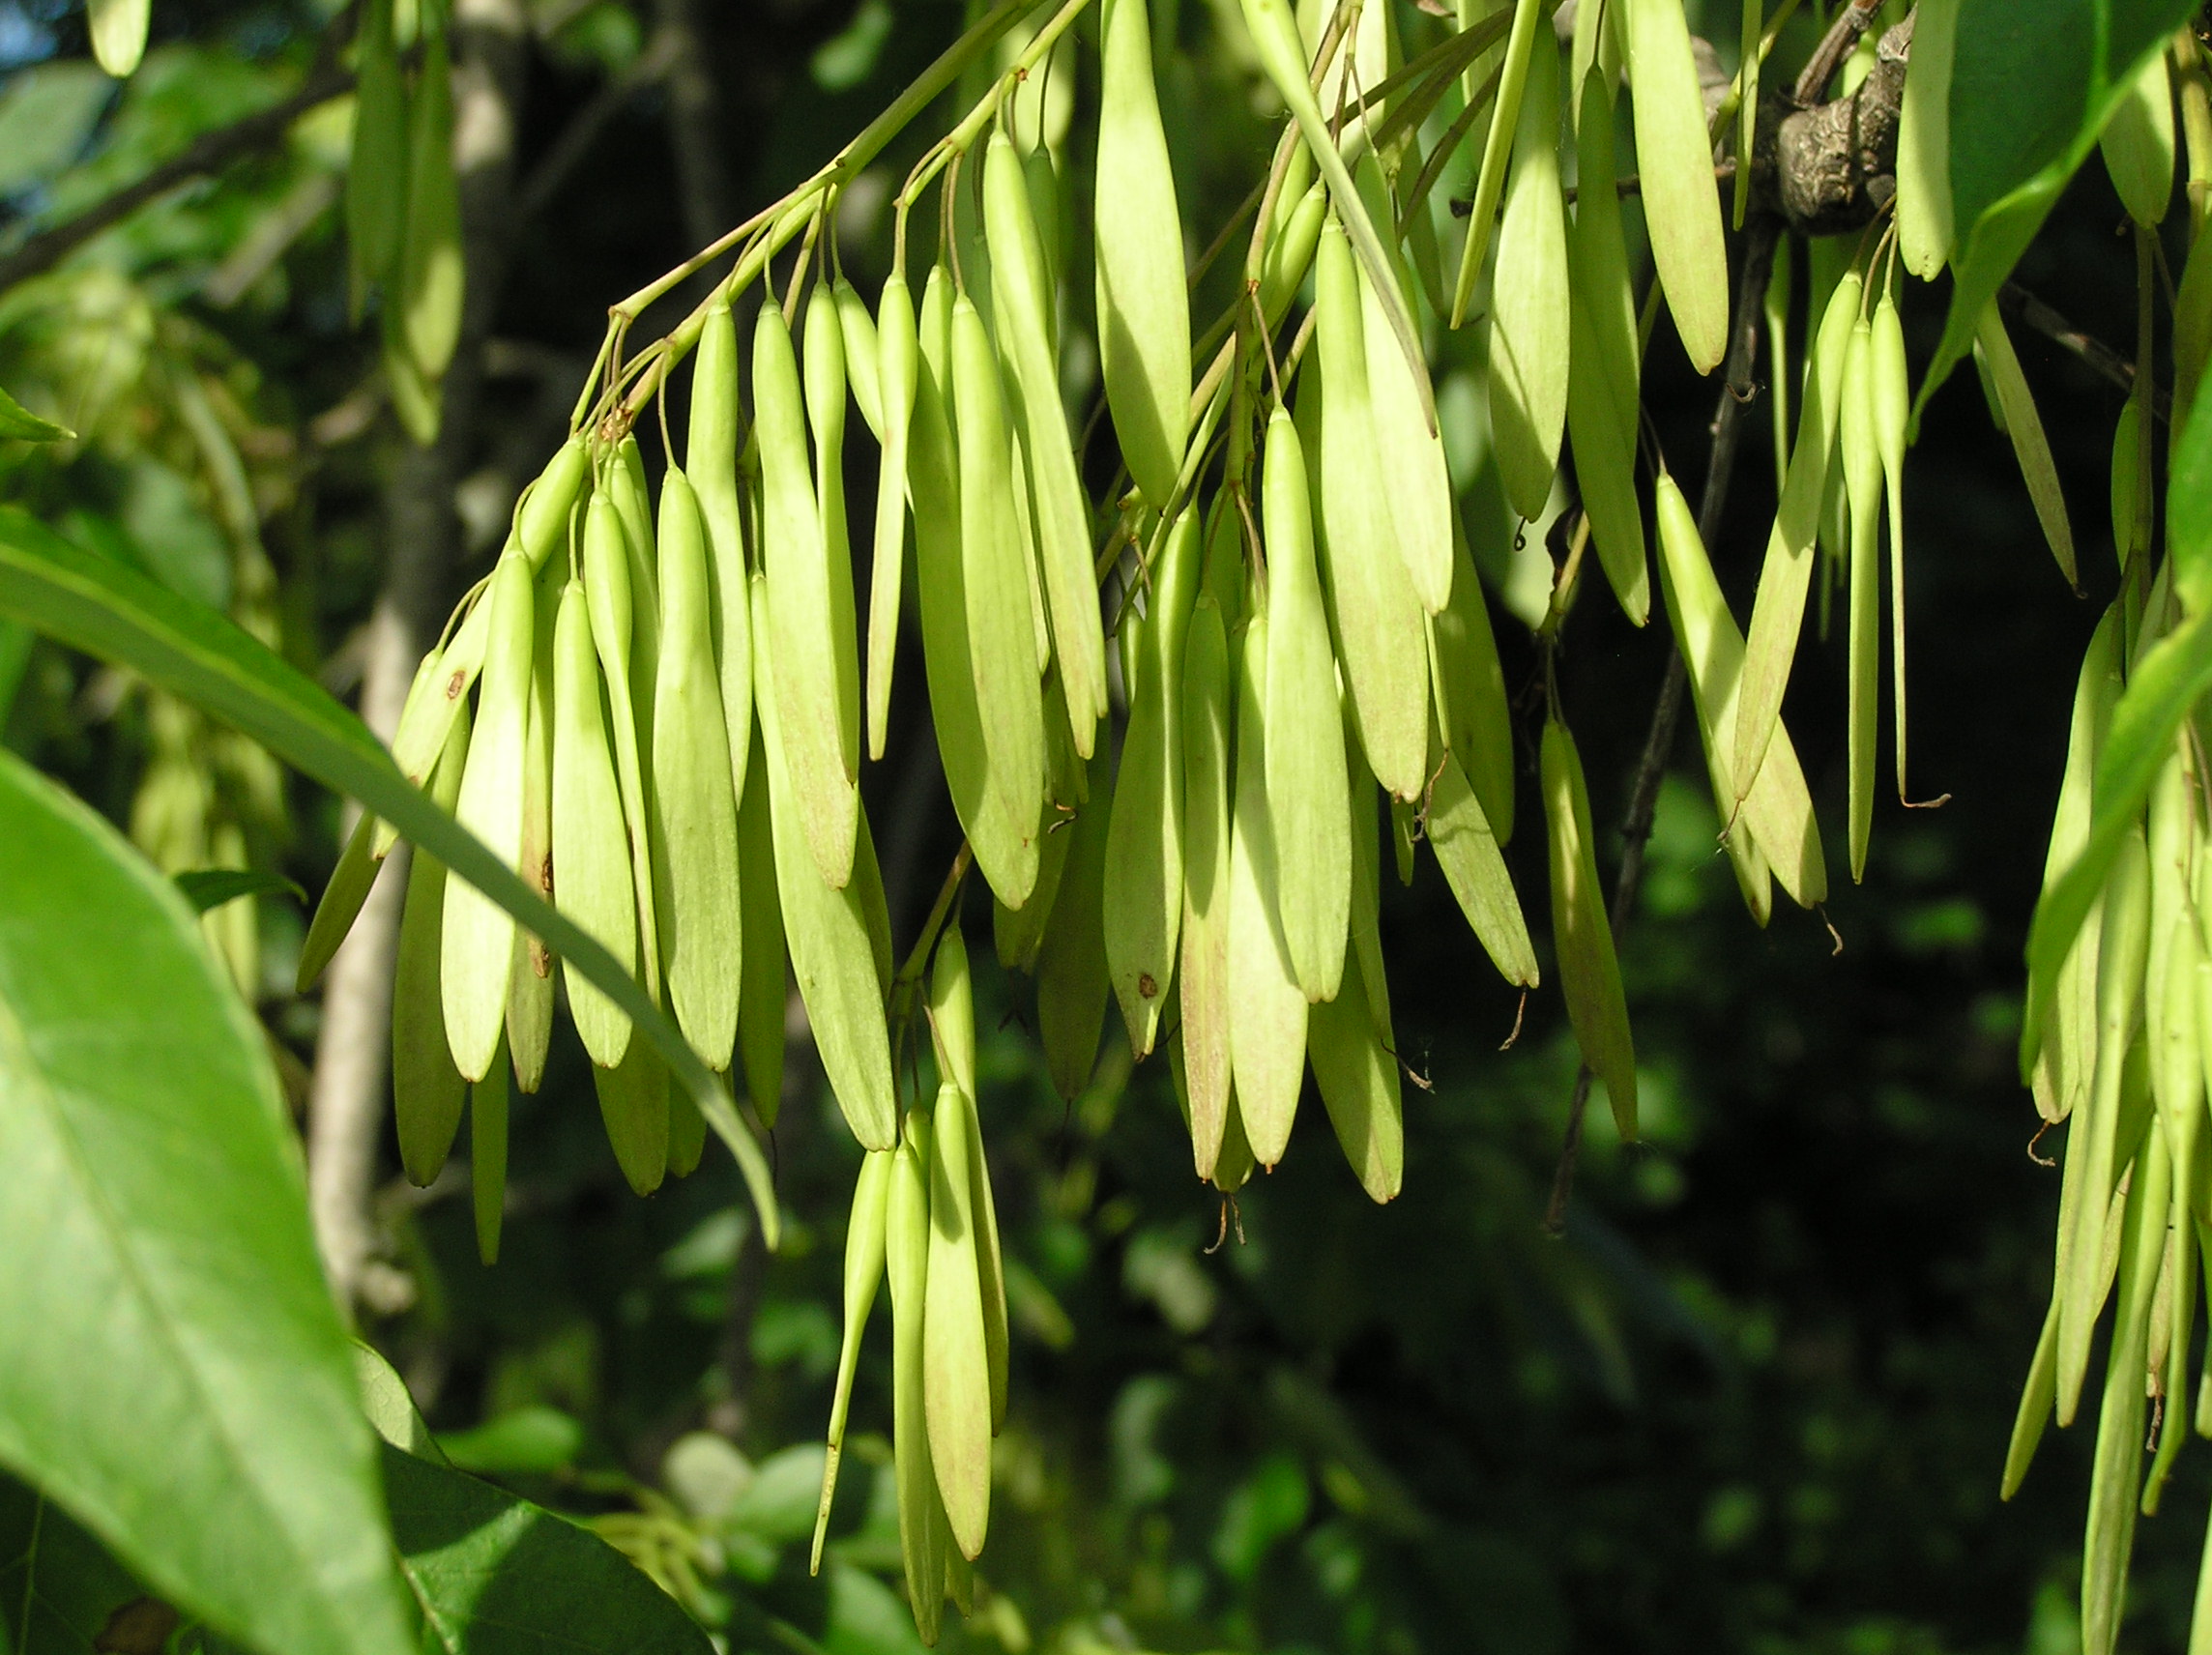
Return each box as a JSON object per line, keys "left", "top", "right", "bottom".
{"left": 2000, "top": 279, "right": 2171, "bottom": 421}
{"left": 0, "top": 63, "right": 354, "bottom": 295}
{"left": 516, "top": 25, "right": 681, "bottom": 221}
{"left": 1544, "top": 221, "right": 1782, "bottom": 1237}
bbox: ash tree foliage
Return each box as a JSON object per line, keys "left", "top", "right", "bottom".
{"left": 4, "top": 0, "right": 2212, "bottom": 1649}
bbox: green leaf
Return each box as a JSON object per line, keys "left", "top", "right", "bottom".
{"left": 2021, "top": 606, "right": 2212, "bottom": 1074}
{"left": 0, "top": 63, "right": 111, "bottom": 196}
{"left": 1919, "top": 0, "right": 2198, "bottom": 417}
{"left": 173, "top": 868, "right": 304, "bottom": 914}
{"left": 0, "top": 387, "right": 70, "bottom": 445}
{"left": 433, "top": 1410, "right": 584, "bottom": 1479}
{"left": 350, "top": 1343, "right": 447, "bottom": 1466}
{"left": 0, "top": 507, "right": 779, "bottom": 1249}
{"left": 381, "top": 1445, "right": 713, "bottom": 1655}
{"left": 0, "top": 747, "right": 411, "bottom": 1655}
{"left": 0, "top": 1475, "right": 159, "bottom": 1655}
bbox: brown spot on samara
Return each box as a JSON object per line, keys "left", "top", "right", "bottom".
{"left": 1138, "top": 973, "right": 1157, "bottom": 999}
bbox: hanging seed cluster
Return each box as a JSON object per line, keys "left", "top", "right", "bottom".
{"left": 297, "top": 0, "right": 2212, "bottom": 1640}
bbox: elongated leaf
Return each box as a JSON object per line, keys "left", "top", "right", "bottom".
{"left": 0, "top": 507, "right": 778, "bottom": 1248}
{"left": 0, "top": 746, "right": 410, "bottom": 1655}
{"left": 0, "top": 385, "right": 71, "bottom": 444}
{"left": 381, "top": 1445, "right": 713, "bottom": 1655}
{"left": 1920, "top": 0, "right": 2197, "bottom": 416}
{"left": 173, "top": 867, "right": 303, "bottom": 914}
{"left": 0, "top": 1474, "right": 170, "bottom": 1655}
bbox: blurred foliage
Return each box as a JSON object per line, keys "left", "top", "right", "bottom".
{"left": 0, "top": 0, "right": 2196, "bottom": 1649}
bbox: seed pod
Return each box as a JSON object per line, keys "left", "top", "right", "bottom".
{"left": 374, "top": 574, "right": 493, "bottom": 863}
{"left": 397, "top": 33, "right": 463, "bottom": 387}
{"left": 912, "top": 271, "right": 1038, "bottom": 910}
{"left": 1105, "top": 508, "right": 1201, "bottom": 1056}
{"left": 1564, "top": 67, "right": 1648, "bottom": 624}
{"left": 1871, "top": 294, "right": 1911, "bottom": 801}
{"left": 1037, "top": 747, "right": 1115, "bottom": 1101}
{"left": 757, "top": 301, "right": 861, "bottom": 889}
{"left": 735, "top": 718, "right": 788, "bottom": 1128}
{"left": 593, "top": 1037, "right": 670, "bottom": 1198}
{"left": 552, "top": 579, "right": 636, "bottom": 1069}
{"left": 1095, "top": 0, "right": 1192, "bottom": 508}
{"left": 393, "top": 705, "right": 471, "bottom": 1187}
{"left": 959, "top": 1047, "right": 1010, "bottom": 1437}
{"left": 652, "top": 467, "right": 744, "bottom": 1068}
{"left": 813, "top": 1147, "right": 892, "bottom": 1575}
{"left": 833, "top": 276, "right": 885, "bottom": 440}
{"left": 1542, "top": 715, "right": 1637, "bottom": 1138}
{"left": 1735, "top": 268, "right": 1861, "bottom": 805}
{"left": 1179, "top": 595, "right": 1235, "bottom": 1177}
{"left": 1841, "top": 318, "right": 1880, "bottom": 882}
{"left": 1447, "top": 0, "right": 1552, "bottom": 329}
{"left": 752, "top": 574, "right": 897, "bottom": 1150}
{"left": 2102, "top": 44, "right": 2176, "bottom": 227}
{"left": 2143, "top": 745, "right": 2195, "bottom": 1094}
{"left": 583, "top": 487, "right": 663, "bottom": 1007}
{"left": 2056, "top": 828, "right": 2153, "bottom": 1422}
{"left": 299, "top": 810, "right": 381, "bottom": 994}
{"left": 1227, "top": 611, "right": 1311, "bottom": 1168}
{"left": 1310, "top": 232, "right": 1430, "bottom": 798}
{"left": 1307, "top": 928, "right": 1403, "bottom": 1204}
{"left": 442, "top": 546, "right": 535, "bottom": 1083}
{"left": 952, "top": 293, "right": 1051, "bottom": 862}
{"left": 506, "top": 572, "right": 559, "bottom": 1093}
{"left": 689, "top": 298, "right": 754, "bottom": 814}
{"left": 471, "top": 1041, "right": 509, "bottom": 1266}
{"left": 806, "top": 288, "right": 865, "bottom": 777}
{"left": 1895, "top": 0, "right": 1958, "bottom": 276}
{"left": 1490, "top": 15, "right": 1570, "bottom": 524}
{"left": 1259, "top": 177, "right": 1328, "bottom": 329}
{"left": 888, "top": 1109, "right": 947, "bottom": 1645}
{"left": 345, "top": 0, "right": 407, "bottom": 315}
{"left": 1427, "top": 525, "right": 1516, "bottom": 843}
{"left": 866, "top": 273, "right": 918, "bottom": 761}
{"left": 516, "top": 434, "right": 591, "bottom": 575}
{"left": 1623, "top": 0, "right": 1728, "bottom": 372}
{"left": 1426, "top": 740, "right": 1541, "bottom": 985}
{"left": 1261, "top": 412, "right": 1352, "bottom": 1002}
{"left": 1652, "top": 472, "right": 1824, "bottom": 912}
{"left": 2174, "top": 226, "right": 2212, "bottom": 421}
{"left": 925, "top": 1078, "right": 992, "bottom": 1560}
{"left": 1973, "top": 302, "right": 2078, "bottom": 588}
{"left": 928, "top": 923, "right": 978, "bottom": 1106}
{"left": 1351, "top": 156, "right": 1453, "bottom": 616}
{"left": 984, "top": 133, "right": 1110, "bottom": 745}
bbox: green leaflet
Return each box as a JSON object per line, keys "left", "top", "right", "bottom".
{"left": 866, "top": 272, "right": 917, "bottom": 762}
{"left": 813, "top": 1147, "right": 891, "bottom": 1574}
{"left": 651, "top": 468, "right": 743, "bottom": 1069}
{"left": 1309, "top": 230, "right": 1430, "bottom": 799}
{"left": 1094, "top": 0, "right": 1192, "bottom": 508}
{"left": 442, "top": 546, "right": 534, "bottom": 1083}
{"left": 757, "top": 301, "right": 860, "bottom": 890}
{"left": 1622, "top": 0, "right": 1727, "bottom": 372}
{"left": 552, "top": 578, "right": 637, "bottom": 1070}
{"left": 1179, "top": 595, "right": 1235, "bottom": 1178}
{"left": 1489, "top": 14, "right": 1569, "bottom": 524}
{"left": 1425, "top": 741, "right": 1539, "bottom": 986}
{"left": 0, "top": 380, "right": 72, "bottom": 443}
{"left": 1542, "top": 716, "right": 1636, "bottom": 1138}
{"left": 983, "top": 133, "right": 1109, "bottom": 745}
{"left": 924, "top": 1080, "right": 992, "bottom": 1561}
{"left": 393, "top": 705, "right": 471, "bottom": 1185}
{"left": 1260, "top": 410, "right": 1351, "bottom": 1003}
{"left": 689, "top": 298, "right": 754, "bottom": 814}
{"left": 952, "top": 291, "right": 1051, "bottom": 869}
{"left": 1226, "top": 609, "right": 1309, "bottom": 1168}
{"left": 750, "top": 573, "right": 896, "bottom": 1152}
{"left": 1428, "top": 526, "right": 1516, "bottom": 843}
{"left": 1734, "top": 268, "right": 1859, "bottom": 809}
{"left": 1036, "top": 745, "right": 1114, "bottom": 1102}
{"left": 397, "top": 34, "right": 463, "bottom": 386}
{"left": 1895, "top": 0, "right": 1959, "bottom": 277}
{"left": 1564, "top": 67, "right": 1648, "bottom": 625}
{"left": 1104, "top": 508, "right": 1199, "bottom": 1058}
{"left": 507, "top": 574, "right": 558, "bottom": 1094}
{"left": 1651, "top": 472, "right": 1825, "bottom": 914}
{"left": 1974, "top": 303, "right": 2079, "bottom": 588}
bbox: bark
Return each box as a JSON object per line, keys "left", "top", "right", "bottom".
{"left": 307, "top": 0, "right": 532, "bottom": 1316}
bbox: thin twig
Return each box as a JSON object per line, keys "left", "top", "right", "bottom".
{"left": 0, "top": 56, "right": 355, "bottom": 294}
{"left": 1790, "top": 0, "right": 1880, "bottom": 107}
{"left": 1544, "top": 221, "right": 1780, "bottom": 1237}
{"left": 1999, "top": 279, "right": 2171, "bottom": 422}
{"left": 517, "top": 26, "right": 682, "bottom": 222}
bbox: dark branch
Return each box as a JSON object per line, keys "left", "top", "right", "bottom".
{"left": 2000, "top": 279, "right": 2171, "bottom": 421}
{"left": 0, "top": 63, "right": 353, "bottom": 294}
{"left": 1545, "top": 221, "right": 1782, "bottom": 1237}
